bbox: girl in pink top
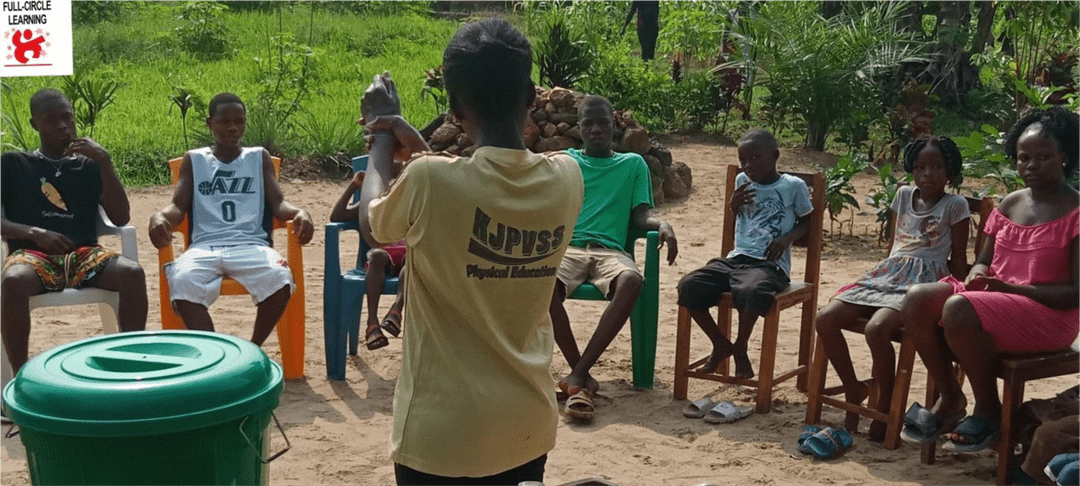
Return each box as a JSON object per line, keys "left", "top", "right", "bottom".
{"left": 900, "top": 107, "right": 1080, "bottom": 453}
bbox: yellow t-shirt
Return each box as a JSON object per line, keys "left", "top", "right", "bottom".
{"left": 368, "top": 146, "right": 584, "bottom": 477}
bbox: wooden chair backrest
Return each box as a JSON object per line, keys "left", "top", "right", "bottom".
{"left": 720, "top": 164, "right": 826, "bottom": 284}
{"left": 167, "top": 155, "right": 282, "bottom": 248}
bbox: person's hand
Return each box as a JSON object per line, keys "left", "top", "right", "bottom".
{"left": 348, "top": 170, "right": 366, "bottom": 190}
{"left": 361, "top": 114, "right": 429, "bottom": 162}
{"left": 27, "top": 227, "right": 73, "bottom": 254}
{"left": 292, "top": 209, "right": 314, "bottom": 245}
{"left": 765, "top": 235, "right": 791, "bottom": 261}
{"left": 658, "top": 221, "right": 678, "bottom": 265}
{"left": 148, "top": 213, "right": 174, "bottom": 249}
{"left": 966, "top": 275, "right": 1012, "bottom": 293}
{"left": 360, "top": 71, "right": 401, "bottom": 123}
{"left": 65, "top": 137, "right": 110, "bottom": 163}
{"left": 964, "top": 266, "right": 990, "bottom": 286}
{"left": 729, "top": 181, "right": 755, "bottom": 212}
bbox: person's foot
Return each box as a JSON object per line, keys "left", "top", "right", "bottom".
{"left": 695, "top": 342, "right": 734, "bottom": 374}
{"left": 868, "top": 420, "right": 887, "bottom": 442}
{"left": 380, "top": 308, "right": 402, "bottom": 337}
{"left": 365, "top": 322, "right": 389, "bottom": 350}
{"left": 733, "top": 343, "right": 754, "bottom": 379}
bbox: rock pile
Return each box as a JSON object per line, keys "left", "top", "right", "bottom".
{"left": 418, "top": 87, "right": 693, "bottom": 203}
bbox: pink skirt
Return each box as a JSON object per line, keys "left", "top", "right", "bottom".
{"left": 941, "top": 276, "right": 1078, "bottom": 353}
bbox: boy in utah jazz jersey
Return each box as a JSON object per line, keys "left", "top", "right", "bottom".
{"left": 148, "top": 93, "right": 314, "bottom": 346}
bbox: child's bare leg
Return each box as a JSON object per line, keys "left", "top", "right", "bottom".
{"left": 901, "top": 282, "right": 967, "bottom": 416}
{"left": 174, "top": 300, "right": 215, "bottom": 332}
{"left": 941, "top": 295, "right": 999, "bottom": 429}
{"left": 549, "top": 283, "right": 599, "bottom": 393}
{"left": 816, "top": 300, "right": 874, "bottom": 406}
{"left": 365, "top": 249, "right": 390, "bottom": 328}
{"left": 90, "top": 256, "right": 147, "bottom": 331}
{"left": 685, "top": 308, "right": 733, "bottom": 373}
{"left": 252, "top": 286, "right": 290, "bottom": 346}
{"left": 1, "top": 265, "right": 46, "bottom": 373}
{"left": 732, "top": 311, "right": 759, "bottom": 379}
{"left": 863, "top": 307, "right": 902, "bottom": 440}
{"left": 566, "top": 271, "right": 642, "bottom": 394}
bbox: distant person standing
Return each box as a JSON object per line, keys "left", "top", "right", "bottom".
{"left": 622, "top": 1, "right": 660, "bottom": 61}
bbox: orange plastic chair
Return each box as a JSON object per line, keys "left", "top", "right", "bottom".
{"left": 158, "top": 156, "right": 305, "bottom": 379}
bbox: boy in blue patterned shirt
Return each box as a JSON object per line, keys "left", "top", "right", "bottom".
{"left": 677, "top": 129, "right": 812, "bottom": 379}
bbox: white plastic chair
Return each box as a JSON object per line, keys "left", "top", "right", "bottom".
{"left": 1, "top": 205, "right": 138, "bottom": 390}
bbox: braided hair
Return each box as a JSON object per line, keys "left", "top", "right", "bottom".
{"left": 1003, "top": 106, "right": 1080, "bottom": 175}
{"left": 902, "top": 135, "right": 964, "bottom": 187}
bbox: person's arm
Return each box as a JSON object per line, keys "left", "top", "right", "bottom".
{"left": 329, "top": 171, "right": 365, "bottom": 223}
{"left": 148, "top": 153, "right": 194, "bottom": 250}
{"left": 970, "top": 234, "right": 1079, "bottom": 310}
{"left": 631, "top": 203, "right": 678, "bottom": 264}
{"left": 766, "top": 214, "right": 810, "bottom": 261}
{"left": 66, "top": 137, "right": 129, "bottom": 226}
{"left": 0, "top": 218, "right": 73, "bottom": 254}
{"left": 262, "top": 149, "right": 314, "bottom": 245}
{"left": 621, "top": 2, "right": 638, "bottom": 34}
{"left": 358, "top": 72, "right": 406, "bottom": 248}
{"left": 946, "top": 218, "right": 971, "bottom": 279}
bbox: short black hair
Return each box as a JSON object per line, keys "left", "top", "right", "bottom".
{"left": 738, "top": 129, "right": 778, "bottom": 152}
{"left": 29, "top": 88, "right": 69, "bottom": 117}
{"left": 579, "top": 95, "right": 613, "bottom": 117}
{"left": 902, "top": 135, "right": 964, "bottom": 187}
{"left": 208, "top": 92, "right": 245, "bottom": 118}
{"left": 442, "top": 18, "right": 534, "bottom": 121}
{"left": 1003, "top": 106, "right": 1080, "bottom": 175}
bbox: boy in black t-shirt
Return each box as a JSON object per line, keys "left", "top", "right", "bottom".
{"left": 1, "top": 89, "right": 147, "bottom": 374}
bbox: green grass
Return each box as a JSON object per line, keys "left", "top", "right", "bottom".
{"left": 1, "top": 3, "right": 459, "bottom": 186}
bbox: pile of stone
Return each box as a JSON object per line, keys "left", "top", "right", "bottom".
{"left": 419, "top": 87, "right": 693, "bottom": 203}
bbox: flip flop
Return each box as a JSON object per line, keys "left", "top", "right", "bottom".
{"left": 555, "top": 381, "right": 570, "bottom": 402}
{"left": 804, "top": 427, "right": 854, "bottom": 459}
{"left": 365, "top": 323, "right": 389, "bottom": 351}
{"left": 682, "top": 397, "right": 718, "bottom": 419}
{"left": 703, "top": 401, "right": 753, "bottom": 424}
{"left": 564, "top": 387, "right": 595, "bottom": 420}
{"left": 1054, "top": 460, "right": 1079, "bottom": 486}
{"left": 900, "top": 402, "right": 966, "bottom": 445}
{"left": 942, "top": 415, "right": 1000, "bottom": 453}
{"left": 797, "top": 425, "right": 822, "bottom": 454}
{"left": 380, "top": 308, "right": 402, "bottom": 337}
{"left": 1046, "top": 453, "right": 1080, "bottom": 483}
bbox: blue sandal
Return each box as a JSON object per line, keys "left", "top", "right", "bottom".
{"left": 797, "top": 425, "right": 821, "bottom": 454}
{"left": 900, "top": 402, "right": 966, "bottom": 445}
{"left": 804, "top": 427, "right": 854, "bottom": 459}
{"left": 943, "top": 415, "right": 1000, "bottom": 453}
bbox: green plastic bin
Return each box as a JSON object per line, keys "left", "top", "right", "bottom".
{"left": 2, "top": 330, "right": 286, "bottom": 485}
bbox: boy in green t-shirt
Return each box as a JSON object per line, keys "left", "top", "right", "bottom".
{"left": 551, "top": 95, "right": 678, "bottom": 420}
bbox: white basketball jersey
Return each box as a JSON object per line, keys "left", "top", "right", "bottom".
{"left": 188, "top": 146, "right": 270, "bottom": 248}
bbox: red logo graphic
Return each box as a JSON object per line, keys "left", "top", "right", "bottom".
{"left": 6, "top": 28, "right": 51, "bottom": 66}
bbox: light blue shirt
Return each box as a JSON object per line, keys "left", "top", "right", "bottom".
{"left": 728, "top": 172, "right": 813, "bottom": 275}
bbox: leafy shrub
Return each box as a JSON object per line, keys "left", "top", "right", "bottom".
{"left": 1, "top": 82, "right": 33, "bottom": 152}
{"left": 954, "top": 124, "right": 1019, "bottom": 197}
{"left": 62, "top": 72, "right": 122, "bottom": 138}
{"left": 535, "top": 18, "right": 594, "bottom": 89}
{"left": 865, "top": 164, "right": 907, "bottom": 243}
{"left": 175, "top": 2, "right": 230, "bottom": 60}
{"left": 73, "top": 1, "right": 130, "bottom": 25}
{"left": 578, "top": 48, "right": 675, "bottom": 130}
{"left": 818, "top": 152, "right": 870, "bottom": 235}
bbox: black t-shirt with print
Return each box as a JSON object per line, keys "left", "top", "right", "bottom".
{"left": 1, "top": 151, "right": 102, "bottom": 253}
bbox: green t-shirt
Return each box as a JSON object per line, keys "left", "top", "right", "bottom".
{"left": 567, "top": 148, "right": 654, "bottom": 251}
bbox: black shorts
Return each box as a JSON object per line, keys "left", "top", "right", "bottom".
{"left": 394, "top": 454, "right": 546, "bottom": 485}
{"left": 677, "top": 254, "right": 790, "bottom": 315}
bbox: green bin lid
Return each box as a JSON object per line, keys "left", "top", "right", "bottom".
{"left": 2, "top": 331, "right": 283, "bottom": 437}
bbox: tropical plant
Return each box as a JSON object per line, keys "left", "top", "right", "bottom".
{"left": 725, "top": 2, "right": 928, "bottom": 150}
{"left": 865, "top": 163, "right": 907, "bottom": 244}
{"left": 62, "top": 72, "right": 122, "bottom": 138}
{"left": 420, "top": 65, "right": 448, "bottom": 115}
{"left": 175, "top": 1, "right": 230, "bottom": 59}
{"left": 819, "top": 152, "right": 870, "bottom": 235}
{"left": 1, "top": 81, "right": 33, "bottom": 152}
{"left": 535, "top": 17, "right": 594, "bottom": 89}
{"left": 954, "top": 124, "right": 1020, "bottom": 197}
{"left": 293, "top": 109, "right": 362, "bottom": 176}
{"left": 168, "top": 86, "right": 200, "bottom": 150}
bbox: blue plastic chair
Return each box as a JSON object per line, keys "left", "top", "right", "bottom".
{"left": 566, "top": 227, "right": 660, "bottom": 389}
{"left": 323, "top": 155, "right": 401, "bottom": 380}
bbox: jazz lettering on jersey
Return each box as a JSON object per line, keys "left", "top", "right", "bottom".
{"left": 197, "top": 169, "right": 256, "bottom": 196}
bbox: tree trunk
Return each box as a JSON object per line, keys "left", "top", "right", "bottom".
{"left": 971, "top": 1, "right": 997, "bottom": 55}
{"left": 927, "top": 1, "right": 980, "bottom": 108}
{"left": 806, "top": 120, "right": 830, "bottom": 152}
{"left": 897, "top": 1, "right": 925, "bottom": 36}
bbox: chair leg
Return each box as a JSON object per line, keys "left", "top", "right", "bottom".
{"left": 324, "top": 287, "right": 347, "bottom": 380}
{"left": 717, "top": 305, "right": 733, "bottom": 377}
{"left": 804, "top": 337, "right": 828, "bottom": 425}
{"left": 99, "top": 297, "right": 120, "bottom": 335}
{"left": 276, "top": 291, "right": 305, "bottom": 380}
{"left": 347, "top": 292, "right": 363, "bottom": 356}
{"left": 754, "top": 307, "right": 781, "bottom": 414}
{"left": 796, "top": 298, "right": 816, "bottom": 392}
{"left": 673, "top": 306, "right": 692, "bottom": 400}
{"left": 885, "top": 337, "right": 917, "bottom": 450}
{"left": 921, "top": 375, "right": 939, "bottom": 464}
{"left": 629, "top": 296, "right": 657, "bottom": 390}
{"left": 997, "top": 375, "right": 1024, "bottom": 486}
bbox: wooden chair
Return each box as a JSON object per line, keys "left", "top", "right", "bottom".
{"left": 674, "top": 165, "right": 825, "bottom": 413}
{"left": 157, "top": 156, "right": 305, "bottom": 379}
{"left": 920, "top": 344, "right": 1080, "bottom": 485}
{"left": 804, "top": 195, "right": 994, "bottom": 449}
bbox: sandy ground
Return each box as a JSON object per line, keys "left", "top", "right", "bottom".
{"left": 2, "top": 136, "right": 1075, "bottom": 485}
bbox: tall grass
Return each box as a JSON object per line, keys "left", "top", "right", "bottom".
{"left": 0, "top": 3, "right": 458, "bottom": 186}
